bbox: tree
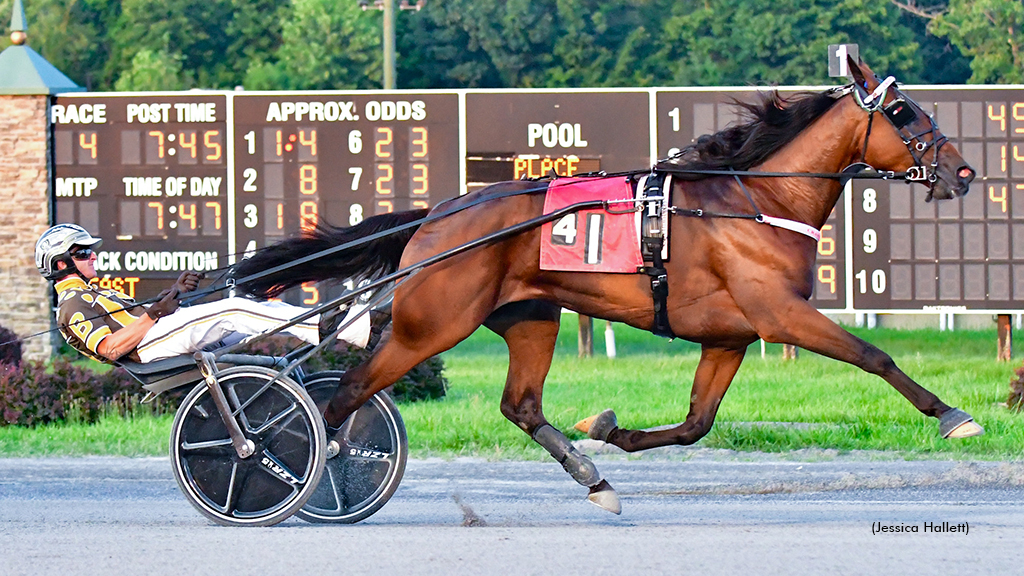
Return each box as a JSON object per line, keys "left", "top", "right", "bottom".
{"left": 0, "top": 0, "right": 119, "bottom": 89}
{"left": 929, "top": 0, "right": 1024, "bottom": 83}
{"left": 108, "top": 0, "right": 242, "bottom": 89}
{"left": 113, "top": 45, "right": 188, "bottom": 91}
{"left": 654, "top": 0, "right": 923, "bottom": 86}
{"left": 244, "top": 0, "right": 380, "bottom": 90}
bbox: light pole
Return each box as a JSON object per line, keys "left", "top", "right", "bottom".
{"left": 358, "top": 0, "right": 425, "bottom": 90}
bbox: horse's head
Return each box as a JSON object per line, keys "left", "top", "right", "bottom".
{"left": 847, "top": 58, "right": 974, "bottom": 201}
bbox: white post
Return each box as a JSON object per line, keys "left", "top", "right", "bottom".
{"left": 939, "top": 312, "right": 947, "bottom": 332}
{"left": 760, "top": 339, "right": 766, "bottom": 359}
{"left": 604, "top": 321, "right": 616, "bottom": 359}
{"left": 867, "top": 313, "right": 877, "bottom": 329}
{"left": 855, "top": 312, "right": 865, "bottom": 327}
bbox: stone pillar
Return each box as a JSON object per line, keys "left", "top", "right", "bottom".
{"left": 0, "top": 95, "right": 53, "bottom": 361}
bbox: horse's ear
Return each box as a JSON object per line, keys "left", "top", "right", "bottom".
{"left": 847, "top": 55, "right": 868, "bottom": 88}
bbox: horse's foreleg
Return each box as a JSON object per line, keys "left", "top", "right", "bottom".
{"left": 747, "top": 297, "right": 982, "bottom": 438}
{"left": 578, "top": 346, "right": 746, "bottom": 452}
{"left": 486, "top": 301, "right": 620, "bottom": 514}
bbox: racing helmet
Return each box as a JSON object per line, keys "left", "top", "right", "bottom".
{"left": 35, "top": 224, "right": 102, "bottom": 279}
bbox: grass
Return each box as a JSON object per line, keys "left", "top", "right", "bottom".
{"left": 2, "top": 316, "right": 1023, "bottom": 459}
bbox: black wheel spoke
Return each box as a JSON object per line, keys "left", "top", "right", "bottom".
{"left": 179, "top": 437, "right": 236, "bottom": 460}
{"left": 222, "top": 462, "right": 242, "bottom": 516}
{"left": 249, "top": 402, "right": 300, "bottom": 435}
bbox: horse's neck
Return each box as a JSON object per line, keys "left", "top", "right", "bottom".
{"left": 756, "top": 98, "right": 867, "bottom": 229}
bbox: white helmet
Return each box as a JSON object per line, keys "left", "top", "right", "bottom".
{"left": 35, "top": 224, "right": 102, "bottom": 279}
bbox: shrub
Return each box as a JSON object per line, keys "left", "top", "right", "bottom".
{"left": 0, "top": 358, "right": 144, "bottom": 427}
{"left": 0, "top": 325, "right": 23, "bottom": 368}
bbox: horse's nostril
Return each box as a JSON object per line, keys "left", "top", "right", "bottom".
{"left": 957, "top": 167, "right": 975, "bottom": 182}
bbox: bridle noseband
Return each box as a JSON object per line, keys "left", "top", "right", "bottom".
{"left": 844, "top": 76, "right": 949, "bottom": 187}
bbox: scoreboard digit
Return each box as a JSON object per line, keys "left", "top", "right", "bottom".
{"left": 52, "top": 95, "right": 228, "bottom": 300}
{"left": 231, "top": 93, "right": 460, "bottom": 306}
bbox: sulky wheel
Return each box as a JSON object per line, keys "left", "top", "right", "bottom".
{"left": 169, "top": 366, "right": 326, "bottom": 527}
{"left": 297, "top": 371, "right": 407, "bottom": 524}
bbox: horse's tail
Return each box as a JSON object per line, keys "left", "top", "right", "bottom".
{"left": 232, "top": 208, "right": 429, "bottom": 299}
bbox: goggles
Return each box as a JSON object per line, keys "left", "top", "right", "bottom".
{"left": 70, "top": 248, "right": 95, "bottom": 260}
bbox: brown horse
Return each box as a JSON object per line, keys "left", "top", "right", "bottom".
{"left": 234, "top": 59, "right": 980, "bottom": 514}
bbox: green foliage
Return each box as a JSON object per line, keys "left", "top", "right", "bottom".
{"left": 0, "top": 0, "right": 1011, "bottom": 89}
{"left": 113, "top": 45, "right": 188, "bottom": 91}
{"left": 0, "top": 0, "right": 120, "bottom": 89}
{"left": 243, "top": 0, "right": 380, "bottom": 90}
{"left": 656, "top": 0, "right": 923, "bottom": 85}
{"left": 109, "top": 0, "right": 237, "bottom": 88}
{"left": 930, "top": 0, "right": 1024, "bottom": 83}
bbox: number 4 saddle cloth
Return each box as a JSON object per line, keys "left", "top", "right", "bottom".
{"left": 539, "top": 176, "right": 648, "bottom": 273}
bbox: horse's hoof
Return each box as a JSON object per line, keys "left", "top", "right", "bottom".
{"left": 587, "top": 480, "right": 621, "bottom": 515}
{"left": 574, "top": 409, "right": 617, "bottom": 442}
{"left": 940, "top": 408, "right": 985, "bottom": 439}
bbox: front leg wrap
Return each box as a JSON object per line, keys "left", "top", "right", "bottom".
{"left": 532, "top": 424, "right": 601, "bottom": 487}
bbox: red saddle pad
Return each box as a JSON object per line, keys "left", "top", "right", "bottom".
{"left": 539, "top": 177, "right": 642, "bottom": 273}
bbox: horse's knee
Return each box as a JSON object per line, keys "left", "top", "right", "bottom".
{"left": 500, "top": 393, "right": 543, "bottom": 431}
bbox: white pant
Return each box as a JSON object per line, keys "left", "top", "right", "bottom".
{"left": 135, "top": 297, "right": 370, "bottom": 363}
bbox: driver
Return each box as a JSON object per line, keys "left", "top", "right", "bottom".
{"left": 36, "top": 224, "right": 376, "bottom": 364}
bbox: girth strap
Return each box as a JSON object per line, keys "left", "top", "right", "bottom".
{"left": 638, "top": 172, "right": 675, "bottom": 339}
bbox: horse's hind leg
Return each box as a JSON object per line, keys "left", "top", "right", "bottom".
{"left": 485, "top": 300, "right": 620, "bottom": 514}
{"left": 577, "top": 345, "right": 747, "bottom": 452}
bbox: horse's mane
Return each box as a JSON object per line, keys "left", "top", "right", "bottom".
{"left": 662, "top": 90, "right": 840, "bottom": 180}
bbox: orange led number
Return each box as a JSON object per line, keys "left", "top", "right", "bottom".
{"left": 79, "top": 132, "right": 97, "bottom": 159}
{"left": 411, "top": 127, "right": 428, "bottom": 158}
{"left": 148, "top": 131, "right": 165, "bottom": 158}
{"left": 204, "top": 131, "right": 222, "bottom": 161}
{"left": 179, "top": 203, "right": 197, "bottom": 230}
{"left": 375, "top": 127, "right": 393, "bottom": 158}
{"left": 989, "top": 185, "right": 1007, "bottom": 213}
{"left": 300, "top": 165, "right": 317, "bottom": 195}
{"left": 179, "top": 132, "right": 197, "bottom": 158}
{"left": 301, "top": 282, "right": 319, "bottom": 305}
{"left": 411, "top": 164, "right": 428, "bottom": 195}
{"left": 146, "top": 202, "right": 164, "bottom": 229}
{"left": 817, "top": 265, "right": 836, "bottom": 294}
{"left": 205, "top": 202, "right": 221, "bottom": 229}
{"left": 300, "top": 201, "right": 318, "bottom": 232}
{"left": 299, "top": 130, "right": 317, "bottom": 156}
{"left": 988, "top": 104, "right": 1006, "bottom": 132}
{"left": 376, "top": 164, "right": 393, "bottom": 195}
{"left": 817, "top": 224, "right": 835, "bottom": 256}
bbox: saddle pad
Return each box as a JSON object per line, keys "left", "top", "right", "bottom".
{"left": 539, "top": 177, "right": 643, "bottom": 273}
